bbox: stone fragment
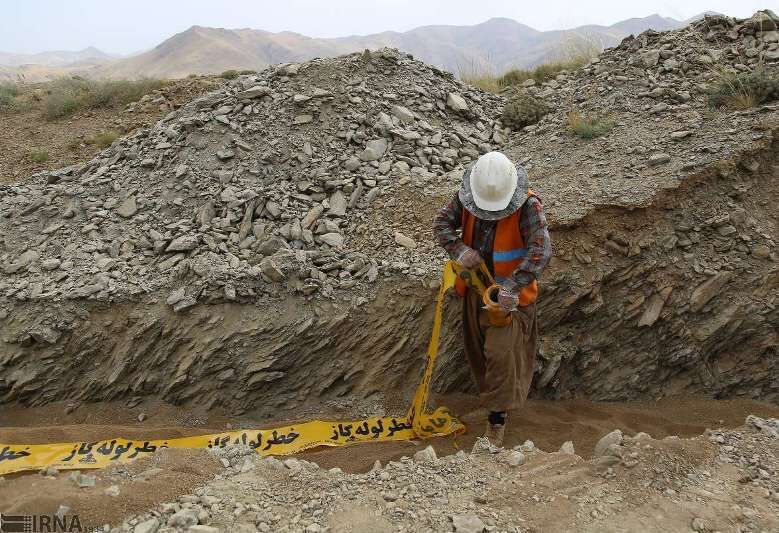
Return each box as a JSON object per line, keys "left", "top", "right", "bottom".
{"left": 505, "top": 450, "right": 526, "bottom": 466}
{"left": 133, "top": 518, "right": 160, "bottom": 533}
{"left": 239, "top": 85, "right": 271, "bottom": 99}
{"left": 116, "top": 196, "right": 138, "bottom": 218}
{"left": 327, "top": 191, "right": 348, "bottom": 217}
{"left": 319, "top": 233, "right": 344, "bottom": 247}
{"left": 638, "top": 287, "right": 673, "bottom": 327}
{"left": 391, "top": 105, "right": 415, "bottom": 124}
{"left": 452, "top": 513, "right": 485, "bottom": 533}
{"left": 670, "top": 130, "right": 693, "bottom": 140}
{"left": 4, "top": 250, "right": 39, "bottom": 274}
{"left": 29, "top": 326, "right": 61, "bottom": 344}
{"left": 394, "top": 232, "right": 417, "bottom": 249}
{"left": 648, "top": 153, "right": 671, "bottom": 166}
{"left": 690, "top": 272, "right": 731, "bottom": 312}
{"left": 157, "top": 253, "right": 185, "bottom": 272}
{"left": 175, "top": 164, "right": 188, "bottom": 178}
{"left": 359, "top": 138, "right": 388, "bottom": 161}
{"left": 302, "top": 205, "right": 325, "bottom": 228}
{"left": 173, "top": 297, "right": 197, "bottom": 313}
{"left": 21, "top": 198, "right": 45, "bottom": 216}
{"left": 594, "top": 429, "right": 623, "bottom": 457}
{"left": 559, "top": 441, "right": 575, "bottom": 455}
{"left": 471, "top": 437, "right": 500, "bottom": 455}
{"left": 447, "top": 92, "right": 469, "bottom": 112}
{"left": 167, "top": 509, "right": 198, "bottom": 528}
{"left": 641, "top": 50, "right": 661, "bottom": 67}
{"left": 216, "top": 149, "right": 234, "bottom": 161}
{"left": 104, "top": 485, "right": 120, "bottom": 497}
{"left": 260, "top": 258, "right": 285, "bottom": 282}
{"left": 72, "top": 472, "right": 96, "bottom": 488}
{"left": 166, "top": 235, "right": 199, "bottom": 252}
{"left": 344, "top": 157, "right": 361, "bottom": 171}
{"left": 413, "top": 445, "right": 437, "bottom": 463}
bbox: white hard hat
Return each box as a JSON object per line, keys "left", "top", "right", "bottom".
{"left": 469, "top": 152, "right": 519, "bottom": 212}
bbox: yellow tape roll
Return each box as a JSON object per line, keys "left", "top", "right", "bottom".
{"left": 0, "top": 262, "right": 465, "bottom": 475}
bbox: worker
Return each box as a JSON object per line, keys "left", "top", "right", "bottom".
{"left": 432, "top": 151, "right": 552, "bottom": 447}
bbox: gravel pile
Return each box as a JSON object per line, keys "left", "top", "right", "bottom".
{"left": 102, "top": 417, "right": 779, "bottom": 533}
{"left": 0, "top": 48, "right": 505, "bottom": 307}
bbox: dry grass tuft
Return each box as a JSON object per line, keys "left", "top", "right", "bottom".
{"left": 567, "top": 109, "right": 614, "bottom": 139}
{"left": 707, "top": 69, "right": 779, "bottom": 110}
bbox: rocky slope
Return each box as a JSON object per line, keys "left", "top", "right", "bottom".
{"left": 501, "top": 11, "right": 779, "bottom": 402}
{"left": 0, "top": 13, "right": 777, "bottom": 412}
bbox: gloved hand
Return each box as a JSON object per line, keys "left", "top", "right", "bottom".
{"left": 497, "top": 285, "right": 519, "bottom": 312}
{"left": 456, "top": 247, "right": 482, "bottom": 269}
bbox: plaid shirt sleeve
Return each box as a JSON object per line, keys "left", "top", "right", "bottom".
{"left": 432, "top": 193, "right": 468, "bottom": 260}
{"left": 504, "top": 196, "right": 552, "bottom": 292}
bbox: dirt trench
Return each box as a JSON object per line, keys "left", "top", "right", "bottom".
{"left": 0, "top": 130, "right": 777, "bottom": 415}
{"left": 0, "top": 280, "right": 466, "bottom": 415}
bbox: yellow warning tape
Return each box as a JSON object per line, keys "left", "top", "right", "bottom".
{"left": 0, "top": 262, "right": 465, "bottom": 475}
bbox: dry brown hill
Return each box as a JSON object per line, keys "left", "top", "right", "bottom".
{"left": 2, "top": 14, "right": 700, "bottom": 81}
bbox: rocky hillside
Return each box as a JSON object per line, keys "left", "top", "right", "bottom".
{"left": 0, "top": 12, "right": 777, "bottom": 413}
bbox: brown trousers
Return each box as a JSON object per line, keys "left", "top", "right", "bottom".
{"left": 462, "top": 289, "right": 538, "bottom": 413}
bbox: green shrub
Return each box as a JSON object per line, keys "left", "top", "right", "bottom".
{"left": 500, "top": 57, "right": 591, "bottom": 87}
{"left": 44, "top": 89, "right": 82, "bottom": 120}
{"left": 88, "top": 79, "right": 165, "bottom": 108}
{"left": 42, "top": 77, "right": 166, "bottom": 120}
{"left": 0, "top": 81, "right": 21, "bottom": 111}
{"left": 28, "top": 150, "right": 49, "bottom": 163}
{"left": 567, "top": 110, "right": 614, "bottom": 139}
{"left": 89, "top": 130, "right": 120, "bottom": 148}
{"left": 66, "top": 138, "right": 83, "bottom": 150}
{"left": 219, "top": 70, "right": 239, "bottom": 79}
{"left": 238, "top": 69, "right": 256, "bottom": 75}
{"left": 502, "top": 91, "right": 548, "bottom": 130}
{"left": 708, "top": 69, "right": 779, "bottom": 110}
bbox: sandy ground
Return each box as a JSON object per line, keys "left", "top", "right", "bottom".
{"left": 2, "top": 394, "right": 777, "bottom": 467}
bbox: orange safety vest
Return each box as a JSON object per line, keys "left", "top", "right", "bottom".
{"left": 454, "top": 192, "right": 539, "bottom": 307}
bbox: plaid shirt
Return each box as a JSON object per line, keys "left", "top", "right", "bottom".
{"left": 432, "top": 193, "right": 552, "bottom": 292}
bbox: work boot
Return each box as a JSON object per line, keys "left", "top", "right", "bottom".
{"left": 483, "top": 422, "right": 505, "bottom": 448}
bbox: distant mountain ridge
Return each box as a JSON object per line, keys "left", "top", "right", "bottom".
{"left": 0, "top": 46, "right": 113, "bottom": 67}
{"left": 0, "top": 13, "right": 714, "bottom": 81}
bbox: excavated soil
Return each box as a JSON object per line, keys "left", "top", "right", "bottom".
{"left": 2, "top": 139, "right": 776, "bottom": 415}
{"left": 1, "top": 396, "right": 778, "bottom": 530}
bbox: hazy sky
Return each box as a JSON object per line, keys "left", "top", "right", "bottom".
{"left": 2, "top": 0, "right": 775, "bottom": 55}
